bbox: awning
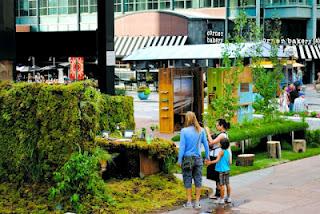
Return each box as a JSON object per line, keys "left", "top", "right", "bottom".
{"left": 124, "top": 42, "right": 287, "bottom": 61}
{"left": 115, "top": 35, "right": 188, "bottom": 58}
{"left": 285, "top": 45, "right": 320, "bottom": 60}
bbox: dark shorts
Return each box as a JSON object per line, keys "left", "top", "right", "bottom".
{"left": 182, "top": 156, "right": 203, "bottom": 189}
{"left": 206, "top": 156, "right": 219, "bottom": 182}
{"left": 218, "top": 171, "right": 230, "bottom": 185}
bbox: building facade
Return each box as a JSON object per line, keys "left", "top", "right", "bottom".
{"left": 15, "top": 0, "right": 320, "bottom": 82}
{"left": 15, "top": 0, "right": 320, "bottom": 40}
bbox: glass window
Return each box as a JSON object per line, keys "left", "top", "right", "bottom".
{"left": 136, "top": 0, "right": 146, "bottom": 11}
{"left": 48, "top": 0, "right": 58, "bottom": 7}
{"left": 160, "top": 0, "right": 170, "bottom": 9}
{"left": 186, "top": 0, "right": 192, "bottom": 8}
{"left": 68, "top": 6, "right": 77, "bottom": 14}
{"left": 125, "top": 0, "right": 134, "bottom": 11}
{"left": 147, "top": 0, "right": 158, "bottom": 10}
{"left": 89, "top": 0, "right": 97, "bottom": 13}
{"left": 114, "top": 0, "right": 122, "bottom": 12}
{"left": 81, "top": 0, "right": 89, "bottom": 13}
{"left": 48, "top": 8, "right": 58, "bottom": 15}
{"left": 175, "top": 0, "right": 185, "bottom": 8}
{"left": 203, "top": 0, "right": 211, "bottom": 7}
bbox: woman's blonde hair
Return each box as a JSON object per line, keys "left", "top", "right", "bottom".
{"left": 185, "top": 111, "right": 201, "bottom": 133}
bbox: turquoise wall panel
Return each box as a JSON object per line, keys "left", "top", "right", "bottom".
{"left": 228, "top": 7, "right": 257, "bottom": 18}
{"left": 264, "top": 6, "right": 311, "bottom": 19}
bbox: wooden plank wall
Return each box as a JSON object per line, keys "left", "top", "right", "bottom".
{"left": 159, "top": 68, "right": 174, "bottom": 133}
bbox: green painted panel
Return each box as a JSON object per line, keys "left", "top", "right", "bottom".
{"left": 207, "top": 67, "right": 224, "bottom": 108}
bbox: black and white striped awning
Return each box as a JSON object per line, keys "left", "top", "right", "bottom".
{"left": 115, "top": 35, "right": 188, "bottom": 58}
{"left": 285, "top": 45, "right": 320, "bottom": 60}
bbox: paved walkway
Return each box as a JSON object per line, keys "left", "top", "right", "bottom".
{"left": 304, "top": 84, "right": 320, "bottom": 112}
{"left": 162, "top": 155, "right": 320, "bottom": 214}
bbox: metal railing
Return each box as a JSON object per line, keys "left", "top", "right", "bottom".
{"left": 264, "top": 0, "right": 311, "bottom": 6}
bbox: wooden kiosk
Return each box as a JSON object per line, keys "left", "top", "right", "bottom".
{"left": 159, "top": 67, "right": 204, "bottom": 133}
{"left": 207, "top": 67, "right": 254, "bottom": 123}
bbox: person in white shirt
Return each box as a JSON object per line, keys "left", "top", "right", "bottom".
{"left": 293, "top": 93, "right": 308, "bottom": 112}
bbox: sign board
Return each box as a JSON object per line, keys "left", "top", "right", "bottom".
{"left": 69, "top": 57, "right": 84, "bottom": 81}
{"left": 264, "top": 38, "right": 320, "bottom": 45}
{"left": 106, "top": 51, "right": 116, "bottom": 66}
{"left": 206, "top": 30, "right": 224, "bottom": 44}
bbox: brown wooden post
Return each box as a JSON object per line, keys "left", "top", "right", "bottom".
{"left": 267, "top": 141, "right": 281, "bottom": 159}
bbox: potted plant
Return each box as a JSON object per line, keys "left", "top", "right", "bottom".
{"left": 137, "top": 85, "right": 151, "bottom": 100}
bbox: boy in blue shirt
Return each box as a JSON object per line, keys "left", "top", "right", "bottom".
{"left": 205, "top": 138, "right": 231, "bottom": 204}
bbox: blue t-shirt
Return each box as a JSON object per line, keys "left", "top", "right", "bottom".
{"left": 215, "top": 149, "right": 230, "bottom": 172}
{"left": 178, "top": 126, "right": 210, "bottom": 165}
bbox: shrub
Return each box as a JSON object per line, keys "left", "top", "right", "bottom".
{"left": 228, "top": 119, "right": 308, "bottom": 142}
{"left": 49, "top": 148, "right": 113, "bottom": 212}
{"left": 0, "top": 81, "right": 134, "bottom": 183}
{"left": 306, "top": 129, "right": 320, "bottom": 148}
{"left": 115, "top": 88, "right": 126, "bottom": 96}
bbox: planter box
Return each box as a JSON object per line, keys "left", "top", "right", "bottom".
{"left": 138, "top": 92, "right": 149, "bottom": 100}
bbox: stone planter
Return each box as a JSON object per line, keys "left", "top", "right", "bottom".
{"left": 138, "top": 91, "right": 149, "bottom": 100}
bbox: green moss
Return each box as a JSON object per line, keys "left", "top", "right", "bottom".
{"left": 0, "top": 81, "right": 134, "bottom": 183}
{"left": 0, "top": 174, "right": 210, "bottom": 213}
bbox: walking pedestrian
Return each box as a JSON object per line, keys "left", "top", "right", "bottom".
{"left": 178, "top": 111, "right": 210, "bottom": 209}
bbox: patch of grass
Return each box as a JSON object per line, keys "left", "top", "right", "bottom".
{"left": 231, "top": 148, "right": 320, "bottom": 176}
{"left": 0, "top": 174, "right": 210, "bottom": 214}
{"left": 172, "top": 148, "right": 320, "bottom": 177}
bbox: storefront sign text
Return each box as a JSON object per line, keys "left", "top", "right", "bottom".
{"left": 206, "top": 30, "right": 224, "bottom": 44}
{"left": 264, "top": 38, "right": 320, "bottom": 45}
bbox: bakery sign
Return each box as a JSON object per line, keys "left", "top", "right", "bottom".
{"left": 206, "top": 30, "right": 224, "bottom": 44}
{"left": 264, "top": 38, "right": 320, "bottom": 45}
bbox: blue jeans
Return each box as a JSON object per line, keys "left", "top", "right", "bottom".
{"left": 182, "top": 156, "right": 203, "bottom": 189}
{"left": 289, "top": 103, "right": 294, "bottom": 112}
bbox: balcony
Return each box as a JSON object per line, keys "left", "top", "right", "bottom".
{"left": 228, "top": 5, "right": 257, "bottom": 18}
{"left": 264, "top": 0, "right": 311, "bottom": 7}
{"left": 263, "top": 0, "right": 312, "bottom": 19}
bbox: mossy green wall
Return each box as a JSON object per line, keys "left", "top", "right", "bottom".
{"left": 0, "top": 81, "right": 134, "bottom": 183}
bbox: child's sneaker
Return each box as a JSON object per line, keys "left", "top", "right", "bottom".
{"left": 183, "top": 202, "right": 193, "bottom": 209}
{"left": 214, "top": 198, "right": 225, "bottom": 205}
{"left": 225, "top": 197, "right": 232, "bottom": 203}
{"left": 194, "top": 201, "right": 201, "bottom": 209}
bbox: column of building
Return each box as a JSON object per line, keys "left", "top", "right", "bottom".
{"left": 307, "top": 0, "right": 317, "bottom": 83}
